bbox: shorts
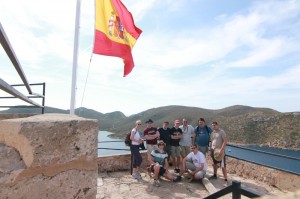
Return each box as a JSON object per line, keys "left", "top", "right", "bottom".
{"left": 180, "top": 146, "right": 190, "bottom": 158}
{"left": 150, "top": 164, "right": 166, "bottom": 176}
{"left": 147, "top": 144, "right": 157, "bottom": 156}
{"left": 170, "top": 146, "right": 181, "bottom": 158}
{"left": 164, "top": 145, "right": 171, "bottom": 159}
{"left": 211, "top": 150, "right": 226, "bottom": 168}
{"left": 186, "top": 162, "right": 206, "bottom": 179}
{"left": 197, "top": 146, "right": 208, "bottom": 156}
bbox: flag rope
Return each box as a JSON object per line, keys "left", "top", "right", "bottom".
{"left": 78, "top": 53, "right": 93, "bottom": 117}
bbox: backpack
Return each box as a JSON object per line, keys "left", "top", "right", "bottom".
{"left": 195, "top": 125, "right": 211, "bottom": 145}
{"left": 124, "top": 131, "right": 132, "bottom": 146}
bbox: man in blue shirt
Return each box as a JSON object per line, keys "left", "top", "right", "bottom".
{"left": 194, "top": 118, "right": 212, "bottom": 157}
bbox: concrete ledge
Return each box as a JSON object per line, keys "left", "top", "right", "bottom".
{"left": 0, "top": 113, "right": 99, "bottom": 199}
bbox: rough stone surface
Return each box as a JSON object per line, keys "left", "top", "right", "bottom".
{"left": 223, "top": 157, "right": 300, "bottom": 191}
{"left": 96, "top": 168, "right": 289, "bottom": 199}
{"left": 96, "top": 170, "right": 209, "bottom": 199}
{"left": 98, "top": 152, "right": 148, "bottom": 172}
{"left": 0, "top": 113, "right": 99, "bottom": 199}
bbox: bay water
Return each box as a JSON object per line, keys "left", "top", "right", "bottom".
{"left": 98, "top": 131, "right": 130, "bottom": 156}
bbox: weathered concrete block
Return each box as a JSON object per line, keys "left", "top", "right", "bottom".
{"left": 0, "top": 113, "right": 98, "bottom": 199}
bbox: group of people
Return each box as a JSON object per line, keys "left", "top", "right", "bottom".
{"left": 129, "top": 118, "right": 228, "bottom": 187}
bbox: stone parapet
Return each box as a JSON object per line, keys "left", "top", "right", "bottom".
{"left": 97, "top": 152, "right": 148, "bottom": 173}
{"left": 0, "top": 113, "right": 99, "bottom": 199}
{"left": 224, "top": 157, "right": 300, "bottom": 192}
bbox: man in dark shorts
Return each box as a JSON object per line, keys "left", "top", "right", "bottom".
{"left": 150, "top": 141, "right": 181, "bottom": 187}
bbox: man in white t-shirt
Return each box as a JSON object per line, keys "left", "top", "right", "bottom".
{"left": 179, "top": 118, "right": 194, "bottom": 158}
{"left": 177, "top": 144, "right": 207, "bottom": 182}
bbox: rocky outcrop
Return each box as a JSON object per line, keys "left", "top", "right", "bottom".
{"left": 0, "top": 114, "right": 99, "bottom": 199}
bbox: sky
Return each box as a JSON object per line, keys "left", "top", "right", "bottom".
{"left": 1, "top": 0, "right": 300, "bottom": 116}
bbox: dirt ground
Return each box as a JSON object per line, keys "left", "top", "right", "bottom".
{"left": 96, "top": 167, "right": 288, "bottom": 199}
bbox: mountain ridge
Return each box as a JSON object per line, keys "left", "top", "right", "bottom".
{"left": 1, "top": 105, "right": 299, "bottom": 149}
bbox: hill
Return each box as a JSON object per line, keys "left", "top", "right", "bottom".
{"left": 1, "top": 105, "right": 299, "bottom": 149}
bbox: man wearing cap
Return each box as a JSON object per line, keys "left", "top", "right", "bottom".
{"left": 170, "top": 120, "right": 183, "bottom": 173}
{"left": 144, "top": 119, "right": 160, "bottom": 163}
{"left": 210, "top": 121, "right": 228, "bottom": 186}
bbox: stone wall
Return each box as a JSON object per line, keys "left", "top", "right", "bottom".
{"left": 224, "top": 157, "right": 300, "bottom": 192}
{"left": 0, "top": 114, "right": 99, "bottom": 199}
{"left": 97, "top": 152, "right": 148, "bottom": 173}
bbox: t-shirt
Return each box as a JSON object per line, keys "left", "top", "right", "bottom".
{"left": 211, "top": 129, "right": 227, "bottom": 149}
{"left": 131, "top": 128, "right": 141, "bottom": 146}
{"left": 179, "top": 124, "right": 193, "bottom": 146}
{"left": 186, "top": 151, "right": 207, "bottom": 171}
{"left": 151, "top": 149, "right": 168, "bottom": 166}
{"left": 144, "top": 126, "right": 158, "bottom": 145}
{"left": 170, "top": 127, "right": 182, "bottom": 146}
{"left": 158, "top": 127, "right": 171, "bottom": 145}
{"left": 194, "top": 125, "right": 212, "bottom": 147}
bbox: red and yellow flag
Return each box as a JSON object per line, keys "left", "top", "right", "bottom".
{"left": 93, "top": 0, "right": 142, "bottom": 77}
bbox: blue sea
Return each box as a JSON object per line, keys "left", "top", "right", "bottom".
{"left": 98, "top": 131, "right": 130, "bottom": 156}
{"left": 98, "top": 131, "right": 300, "bottom": 175}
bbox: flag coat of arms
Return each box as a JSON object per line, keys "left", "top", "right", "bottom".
{"left": 93, "top": 0, "right": 142, "bottom": 76}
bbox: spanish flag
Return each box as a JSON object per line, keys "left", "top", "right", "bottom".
{"left": 93, "top": 0, "right": 142, "bottom": 77}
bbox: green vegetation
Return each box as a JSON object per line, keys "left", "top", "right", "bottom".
{"left": 1, "top": 105, "right": 299, "bottom": 149}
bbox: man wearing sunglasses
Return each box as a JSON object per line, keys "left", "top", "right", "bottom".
{"left": 177, "top": 144, "right": 207, "bottom": 182}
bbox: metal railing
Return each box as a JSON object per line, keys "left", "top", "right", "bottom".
{"left": 0, "top": 82, "right": 46, "bottom": 114}
{"left": 1, "top": 22, "right": 45, "bottom": 112}
{"left": 97, "top": 140, "right": 146, "bottom": 174}
{"left": 226, "top": 144, "right": 300, "bottom": 175}
{"left": 203, "top": 180, "right": 262, "bottom": 199}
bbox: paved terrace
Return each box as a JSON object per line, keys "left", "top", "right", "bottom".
{"left": 96, "top": 167, "right": 285, "bottom": 199}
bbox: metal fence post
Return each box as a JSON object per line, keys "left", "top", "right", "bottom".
{"left": 232, "top": 180, "right": 241, "bottom": 199}
{"left": 130, "top": 152, "right": 133, "bottom": 175}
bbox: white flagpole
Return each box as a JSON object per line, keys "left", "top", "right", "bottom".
{"left": 70, "top": 0, "right": 81, "bottom": 114}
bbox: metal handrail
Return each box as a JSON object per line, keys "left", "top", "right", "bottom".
{"left": 226, "top": 144, "right": 300, "bottom": 175}
{"left": 229, "top": 144, "right": 300, "bottom": 161}
{"left": 0, "top": 82, "right": 46, "bottom": 114}
{"left": 0, "top": 22, "right": 32, "bottom": 94}
{"left": 203, "top": 180, "right": 262, "bottom": 199}
{"left": 98, "top": 140, "right": 147, "bottom": 175}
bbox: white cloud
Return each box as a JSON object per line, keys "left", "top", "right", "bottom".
{"left": 1, "top": 0, "right": 299, "bottom": 115}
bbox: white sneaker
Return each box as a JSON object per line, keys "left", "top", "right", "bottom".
{"left": 132, "top": 173, "right": 142, "bottom": 179}
{"left": 223, "top": 181, "right": 229, "bottom": 187}
{"left": 154, "top": 179, "right": 160, "bottom": 187}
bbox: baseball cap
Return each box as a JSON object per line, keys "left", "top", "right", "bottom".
{"left": 145, "top": 119, "right": 153, "bottom": 124}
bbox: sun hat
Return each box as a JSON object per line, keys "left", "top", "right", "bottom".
{"left": 213, "top": 148, "right": 224, "bottom": 162}
{"left": 157, "top": 140, "right": 166, "bottom": 146}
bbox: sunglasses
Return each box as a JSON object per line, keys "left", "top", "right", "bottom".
{"left": 138, "top": 124, "right": 142, "bottom": 125}
{"left": 191, "top": 147, "right": 196, "bottom": 149}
